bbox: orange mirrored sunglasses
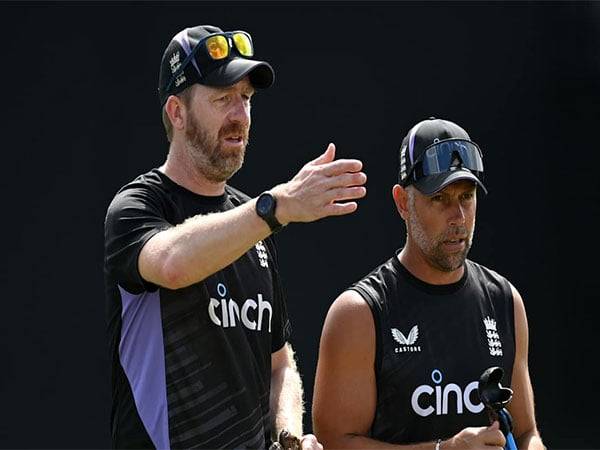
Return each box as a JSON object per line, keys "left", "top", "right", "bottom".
{"left": 204, "top": 32, "right": 254, "bottom": 60}
{"left": 164, "top": 31, "right": 254, "bottom": 93}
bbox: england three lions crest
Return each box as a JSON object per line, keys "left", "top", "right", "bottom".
{"left": 483, "top": 316, "right": 503, "bottom": 357}
{"left": 255, "top": 241, "right": 269, "bottom": 268}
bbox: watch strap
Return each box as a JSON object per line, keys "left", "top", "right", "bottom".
{"left": 256, "top": 192, "right": 284, "bottom": 233}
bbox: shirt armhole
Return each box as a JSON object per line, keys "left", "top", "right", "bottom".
{"left": 347, "top": 285, "right": 383, "bottom": 381}
{"left": 499, "top": 278, "right": 516, "bottom": 372}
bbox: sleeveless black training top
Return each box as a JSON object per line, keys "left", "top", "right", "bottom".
{"left": 350, "top": 252, "right": 515, "bottom": 444}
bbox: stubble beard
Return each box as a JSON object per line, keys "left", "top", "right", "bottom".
{"left": 407, "top": 206, "right": 475, "bottom": 273}
{"left": 184, "top": 110, "right": 249, "bottom": 183}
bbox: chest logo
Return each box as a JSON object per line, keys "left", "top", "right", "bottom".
{"left": 411, "top": 369, "right": 484, "bottom": 417}
{"left": 391, "top": 325, "right": 421, "bottom": 353}
{"left": 208, "top": 283, "right": 272, "bottom": 332}
{"left": 255, "top": 241, "right": 269, "bottom": 268}
{"left": 483, "top": 316, "right": 503, "bottom": 357}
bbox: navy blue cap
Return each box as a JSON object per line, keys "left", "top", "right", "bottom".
{"left": 398, "top": 117, "right": 488, "bottom": 195}
{"left": 158, "top": 25, "right": 274, "bottom": 106}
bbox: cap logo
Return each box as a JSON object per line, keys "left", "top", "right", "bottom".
{"left": 175, "top": 74, "right": 186, "bottom": 87}
{"left": 169, "top": 51, "right": 181, "bottom": 74}
{"left": 169, "top": 50, "right": 187, "bottom": 88}
{"left": 400, "top": 145, "right": 408, "bottom": 181}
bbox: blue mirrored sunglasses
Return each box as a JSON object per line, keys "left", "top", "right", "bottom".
{"left": 407, "top": 139, "right": 484, "bottom": 182}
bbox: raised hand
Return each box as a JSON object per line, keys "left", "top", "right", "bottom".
{"left": 271, "top": 143, "right": 367, "bottom": 224}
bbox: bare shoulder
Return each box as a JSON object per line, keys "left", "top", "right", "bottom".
{"left": 314, "top": 291, "right": 378, "bottom": 443}
{"left": 507, "top": 281, "right": 523, "bottom": 303}
{"left": 324, "top": 290, "right": 373, "bottom": 332}
{"left": 321, "top": 290, "right": 375, "bottom": 360}
{"left": 330, "top": 289, "right": 371, "bottom": 313}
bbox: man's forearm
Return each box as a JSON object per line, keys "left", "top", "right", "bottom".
{"left": 140, "top": 199, "right": 272, "bottom": 289}
{"left": 270, "top": 352, "right": 304, "bottom": 439}
{"left": 140, "top": 144, "right": 367, "bottom": 290}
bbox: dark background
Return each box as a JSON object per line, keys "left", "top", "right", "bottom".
{"left": 1, "top": 1, "right": 599, "bottom": 448}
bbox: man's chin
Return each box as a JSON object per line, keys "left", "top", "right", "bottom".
{"left": 429, "top": 249, "right": 468, "bottom": 273}
{"left": 204, "top": 157, "right": 245, "bottom": 183}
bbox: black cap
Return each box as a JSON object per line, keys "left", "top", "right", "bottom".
{"left": 398, "top": 117, "right": 488, "bottom": 195}
{"left": 158, "top": 25, "right": 275, "bottom": 106}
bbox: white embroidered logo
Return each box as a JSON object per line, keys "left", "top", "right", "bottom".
{"left": 255, "top": 241, "right": 269, "bottom": 268}
{"left": 483, "top": 316, "right": 503, "bottom": 356}
{"left": 169, "top": 51, "right": 181, "bottom": 73}
{"left": 169, "top": 50, "right": 186, "bottom": 87}
{"left": 391, "top": 325, "right": 421, "bottom": 353}
{"left": 400, "top": 145, "right": 408, "bottom": 180}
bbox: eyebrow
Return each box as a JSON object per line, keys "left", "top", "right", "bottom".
{"left": 220, "top": 83, "right": 254, "bottom": 91}
{"left": 438, "top": 185, "right": 477, "bottom": 196}
{"left": 212, "top": 84, "right": 255, "bottom": 95}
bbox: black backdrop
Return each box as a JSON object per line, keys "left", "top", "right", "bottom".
{"left": 1, "top": 2, "right": 599, "bottom": 448}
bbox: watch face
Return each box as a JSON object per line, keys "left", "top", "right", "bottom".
{"left": 257, "top": 193, "right": 273, "bottom": 215}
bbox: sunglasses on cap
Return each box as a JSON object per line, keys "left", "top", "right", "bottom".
{"left": 404, "top": 139, "right": 484, "bottom": 183}
{"left": 164, "top": 31, "right": 255, "bottom": 94}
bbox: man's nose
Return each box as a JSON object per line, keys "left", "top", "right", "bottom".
{"left": 448, "top": 201, "right": 466, "bottom": 226}
{"left": 227, "top": 96, "right": 250, "bottom": 125}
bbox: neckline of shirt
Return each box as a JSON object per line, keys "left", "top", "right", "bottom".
{"left": 151, "top": 168, "right": 229, "bottom": 206}
{"left": 391, "top": 249, "right": 470, "bottom": 295}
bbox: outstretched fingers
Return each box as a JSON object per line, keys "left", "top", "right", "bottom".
{"left": 322, "top": 201, "right": 359, "bottom": 216}
{"left": 276, "top": 143, "right": 368, "bottom": 223}
{"left": 318, "top": 158, "right": 363, "bottom": 176}
{"left": 309, "top": 143, "right": 336, "bottom": 166}
{"left": 324, "top": 186, "right": 367, "bottom": 204}
{"left": 322, "top": 171, "right": 367, "bottom": 190}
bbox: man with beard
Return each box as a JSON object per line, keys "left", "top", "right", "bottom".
{"left": 312, "top": 118, "right": 544, "bottom": 449}
{"left": 104, "top": 25, "right": 366, "bottom": 449}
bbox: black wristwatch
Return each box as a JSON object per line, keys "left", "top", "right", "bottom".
{"left": 256, "top": 191, "right": 284, "bottom": 233}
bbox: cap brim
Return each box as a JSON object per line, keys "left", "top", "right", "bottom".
{"left": 413, "top": 169, "right": 488, "bottom": 195}
{"left": 202, "top": 58, "right": 274, "bottom": 89}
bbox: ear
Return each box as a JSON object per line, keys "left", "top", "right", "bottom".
{"left": 392, "top": 184, "right": 409, "bottom": 221}
{"left": 165, "top": 94, "right": 187, "bottom": 133}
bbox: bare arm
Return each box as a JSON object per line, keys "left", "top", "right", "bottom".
{"left": 313, "top": 291, "right": 506, "bottom": 450}
{"left": 313, "top": 290, "right": 381, "bottom": 448}
{"left": 271, "top": 343, "right": 323, "bottom": 450}
{"left": 271, "top": 343, "right": 304, "bottom": 438}
{"left": 139, "top": 144, "right": 366, "bottom": 289}
{"left": 139, "top": 197, "right": 271, "bottom": 289}
{"left": 507, "top": 284, "right": 545, "bottom": 449}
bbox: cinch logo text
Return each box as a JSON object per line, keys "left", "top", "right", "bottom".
{"left": 411, "top": 369, "right": 484, "bottom": 417}
{"left": 208, "top": 283, "right": 272, "bottom": 332}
